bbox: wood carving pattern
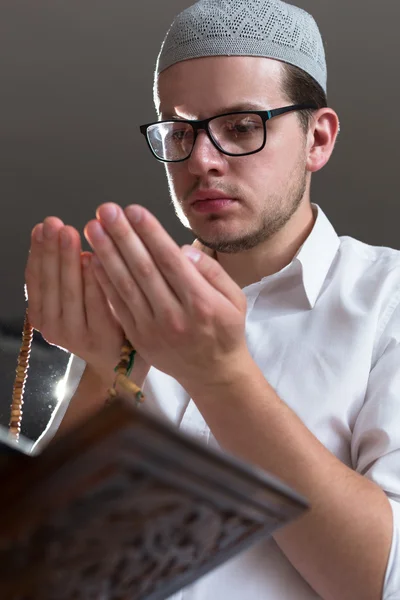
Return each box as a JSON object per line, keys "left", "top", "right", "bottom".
{"left": 2, "top": 467, "right": 265, "bottom": 600}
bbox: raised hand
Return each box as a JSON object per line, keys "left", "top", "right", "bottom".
{"left": 25, "top": 216, "right": 128, "bottom": 385}
{"left": 84, "top": 203, "right": 250, "bottom": 393}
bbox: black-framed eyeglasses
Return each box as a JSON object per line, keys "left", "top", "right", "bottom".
{"left": 139, "top": 103, "right": 318, "bottom": 163}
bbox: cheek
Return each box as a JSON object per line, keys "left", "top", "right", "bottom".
{"left": 237, "top": 149, "right": 300, "bottom": 195}
{"left": 236, "top": 153, "right": 275, "bottom": 188}
{"left": 165, "top": 165, "right": 187, "bottom": 193}
{"left": 255, "top": 132, "right": 305, "bottom": 174}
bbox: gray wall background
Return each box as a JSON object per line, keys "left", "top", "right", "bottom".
{"left": 0, "top": 0, "right": 399, "bottom": 439}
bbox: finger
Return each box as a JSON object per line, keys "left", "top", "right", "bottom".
{"left": 96, "top": 204, "right": 181, "bottom": 310}
{"left": 41, "top": 217, "right": 64, "bottom": 326}
{"left": 84, "top": 218, "right": 146, "bottom": 314}
{"left": 91, "top": 255, "right": 143, "bottom": 341}
{"left": 181, "top": 245, "right": 246, "bottom": 311}
{"left": 59, "top": 225, "right": 86, "bottom": 333}
{"left": 124, "top": 205, "right": 227, "bottom": 308}
{"left": 86, "top": 207, "right": 178, "bottom": 316}
{"left": 82, "top": 252, "right": 120, "bottom": 331}
{"left": 25, "top": 223, "right": 44, "bottom": 329}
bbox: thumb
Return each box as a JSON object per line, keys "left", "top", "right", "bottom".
{"left": 181, "top": 245, "right": 245, "bottom": 311}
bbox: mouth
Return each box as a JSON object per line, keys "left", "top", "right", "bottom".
{"left": 189, "top": 189, "right": 236, "bottom": 205}
{"left": 189, "top": 194, "right": 238, "bottom": 214}
{"left": 189, "top": 189, "right": 238, "bottom": 213}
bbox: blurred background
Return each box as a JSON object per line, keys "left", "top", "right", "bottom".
{"left": 1, "top": 0, "right": 399, "bottom": 441}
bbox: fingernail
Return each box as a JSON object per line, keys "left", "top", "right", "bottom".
{"left": 60, "top": 229, "right": 70, "bottom": 249}
{"left": 81, "top": 254, "right": 91, "bottom": 269}
{"left": 99, "top": 204, "right": 118, "bottom": 225}
{"left": 126, "top": 205, "right": 142, "bottom": 224}
{"left": 182, "top": 246, "right": 202, "bottom": 263}
{"left": 33, "top": 225, "right": 43, "bottom": 243}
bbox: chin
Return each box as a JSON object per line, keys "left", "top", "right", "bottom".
{"left": 193, "top": 230, "right": 257, "bottom": 254}
{"left": 191, "top": 221, "right": 241, "bottom": 243}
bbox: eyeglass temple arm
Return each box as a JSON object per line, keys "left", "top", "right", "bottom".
{"left": 268, "top": 103, "right": 319, "bottom": 120}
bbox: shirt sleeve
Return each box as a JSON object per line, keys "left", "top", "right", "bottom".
{"left": 31, "top": 353, "right": 86, "bottom": 454}
{"left": 351, "top": 303, "right": 400, "bottom": 599}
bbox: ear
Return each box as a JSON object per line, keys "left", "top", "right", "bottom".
{"left": 306, "top": 108, "right": 340, "bottom": 173}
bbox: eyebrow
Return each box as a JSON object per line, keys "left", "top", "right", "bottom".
{"left": 160, "top": 102, "right": 268, "bottom": 120}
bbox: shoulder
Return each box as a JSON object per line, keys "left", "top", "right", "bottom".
{"left": 339, "top": 235, "right": 400, "bottom": 268}
{"left": 336, "top": 236, "right": 400, "bottom": 342}
{"left": 336, "top": 236, "right": 400, "bottom": 290}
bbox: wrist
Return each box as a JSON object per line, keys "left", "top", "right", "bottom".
{"left": 181, "top": 345, "right": 256, "bottom": 400}
{"left": 86, "top": 361, "right": 116, "bottom": 389}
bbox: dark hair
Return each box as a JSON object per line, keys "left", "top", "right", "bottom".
{"left": 280, "top": 63, "right": 328, "bottom": 133}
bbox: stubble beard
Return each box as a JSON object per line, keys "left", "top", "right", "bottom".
{"left": 188, "top": 166, "right": 308, "bottom": 254}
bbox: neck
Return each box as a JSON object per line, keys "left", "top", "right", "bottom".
{"left": 216, "top": 200, "right": 316, "bottom": 289}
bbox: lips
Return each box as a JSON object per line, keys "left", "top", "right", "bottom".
{"left": 190, "top": 189, "right": 235, "bottom": 205}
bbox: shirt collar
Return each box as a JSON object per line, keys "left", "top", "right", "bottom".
{"left": 193, "top": 203, "right": 340, "bottom": 309}
{"left": 295, "top": 204, "right": 340, "bottom": 308}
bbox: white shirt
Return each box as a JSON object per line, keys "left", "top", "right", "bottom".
{"left": 37, "top": 205, "right": 400, "bottom": 599}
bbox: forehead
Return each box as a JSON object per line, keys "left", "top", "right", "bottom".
{"left": 156, "top": 56, "right": 285, "bottom": 119}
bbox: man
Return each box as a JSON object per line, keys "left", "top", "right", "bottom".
{"left": 26, "top": 0, "right": 399, "bottom": 598}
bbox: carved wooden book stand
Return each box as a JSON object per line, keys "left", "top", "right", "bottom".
{"left": 0, "top": 398, "right": 308, "bottom": 600}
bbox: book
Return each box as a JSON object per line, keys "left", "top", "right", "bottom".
{"left": 0, "top": 397, "right": 308, "bottom": 600}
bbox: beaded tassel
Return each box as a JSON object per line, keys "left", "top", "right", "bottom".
{"left": 9, "top": 310, "right": 33, "bottom": 441}
{"left": 106, "top": 339, "right": 145, "bottom": 406}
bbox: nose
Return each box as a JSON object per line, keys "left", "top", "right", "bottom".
{"left": 187, "top": 130, "right": 228, "bottom": 177}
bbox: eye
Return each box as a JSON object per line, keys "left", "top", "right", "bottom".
{"left": 171, "top": 129, "right": 186, "bottom": 141}
{"left": 225, "top": 117, "right": 262, "bottom": 135}
{"left": 168, "top": 126, "right": 194, "bottom": 144}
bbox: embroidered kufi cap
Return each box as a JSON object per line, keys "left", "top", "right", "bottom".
{"left": 156, "top": 0, "right": 327, "bottom": 93}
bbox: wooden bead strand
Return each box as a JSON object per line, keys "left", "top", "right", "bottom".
{"left": 9, "top": 316, "right": 144, "bottom": 441}
{"left": 9, "top": 310, "right": 33, "bottom": 441}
